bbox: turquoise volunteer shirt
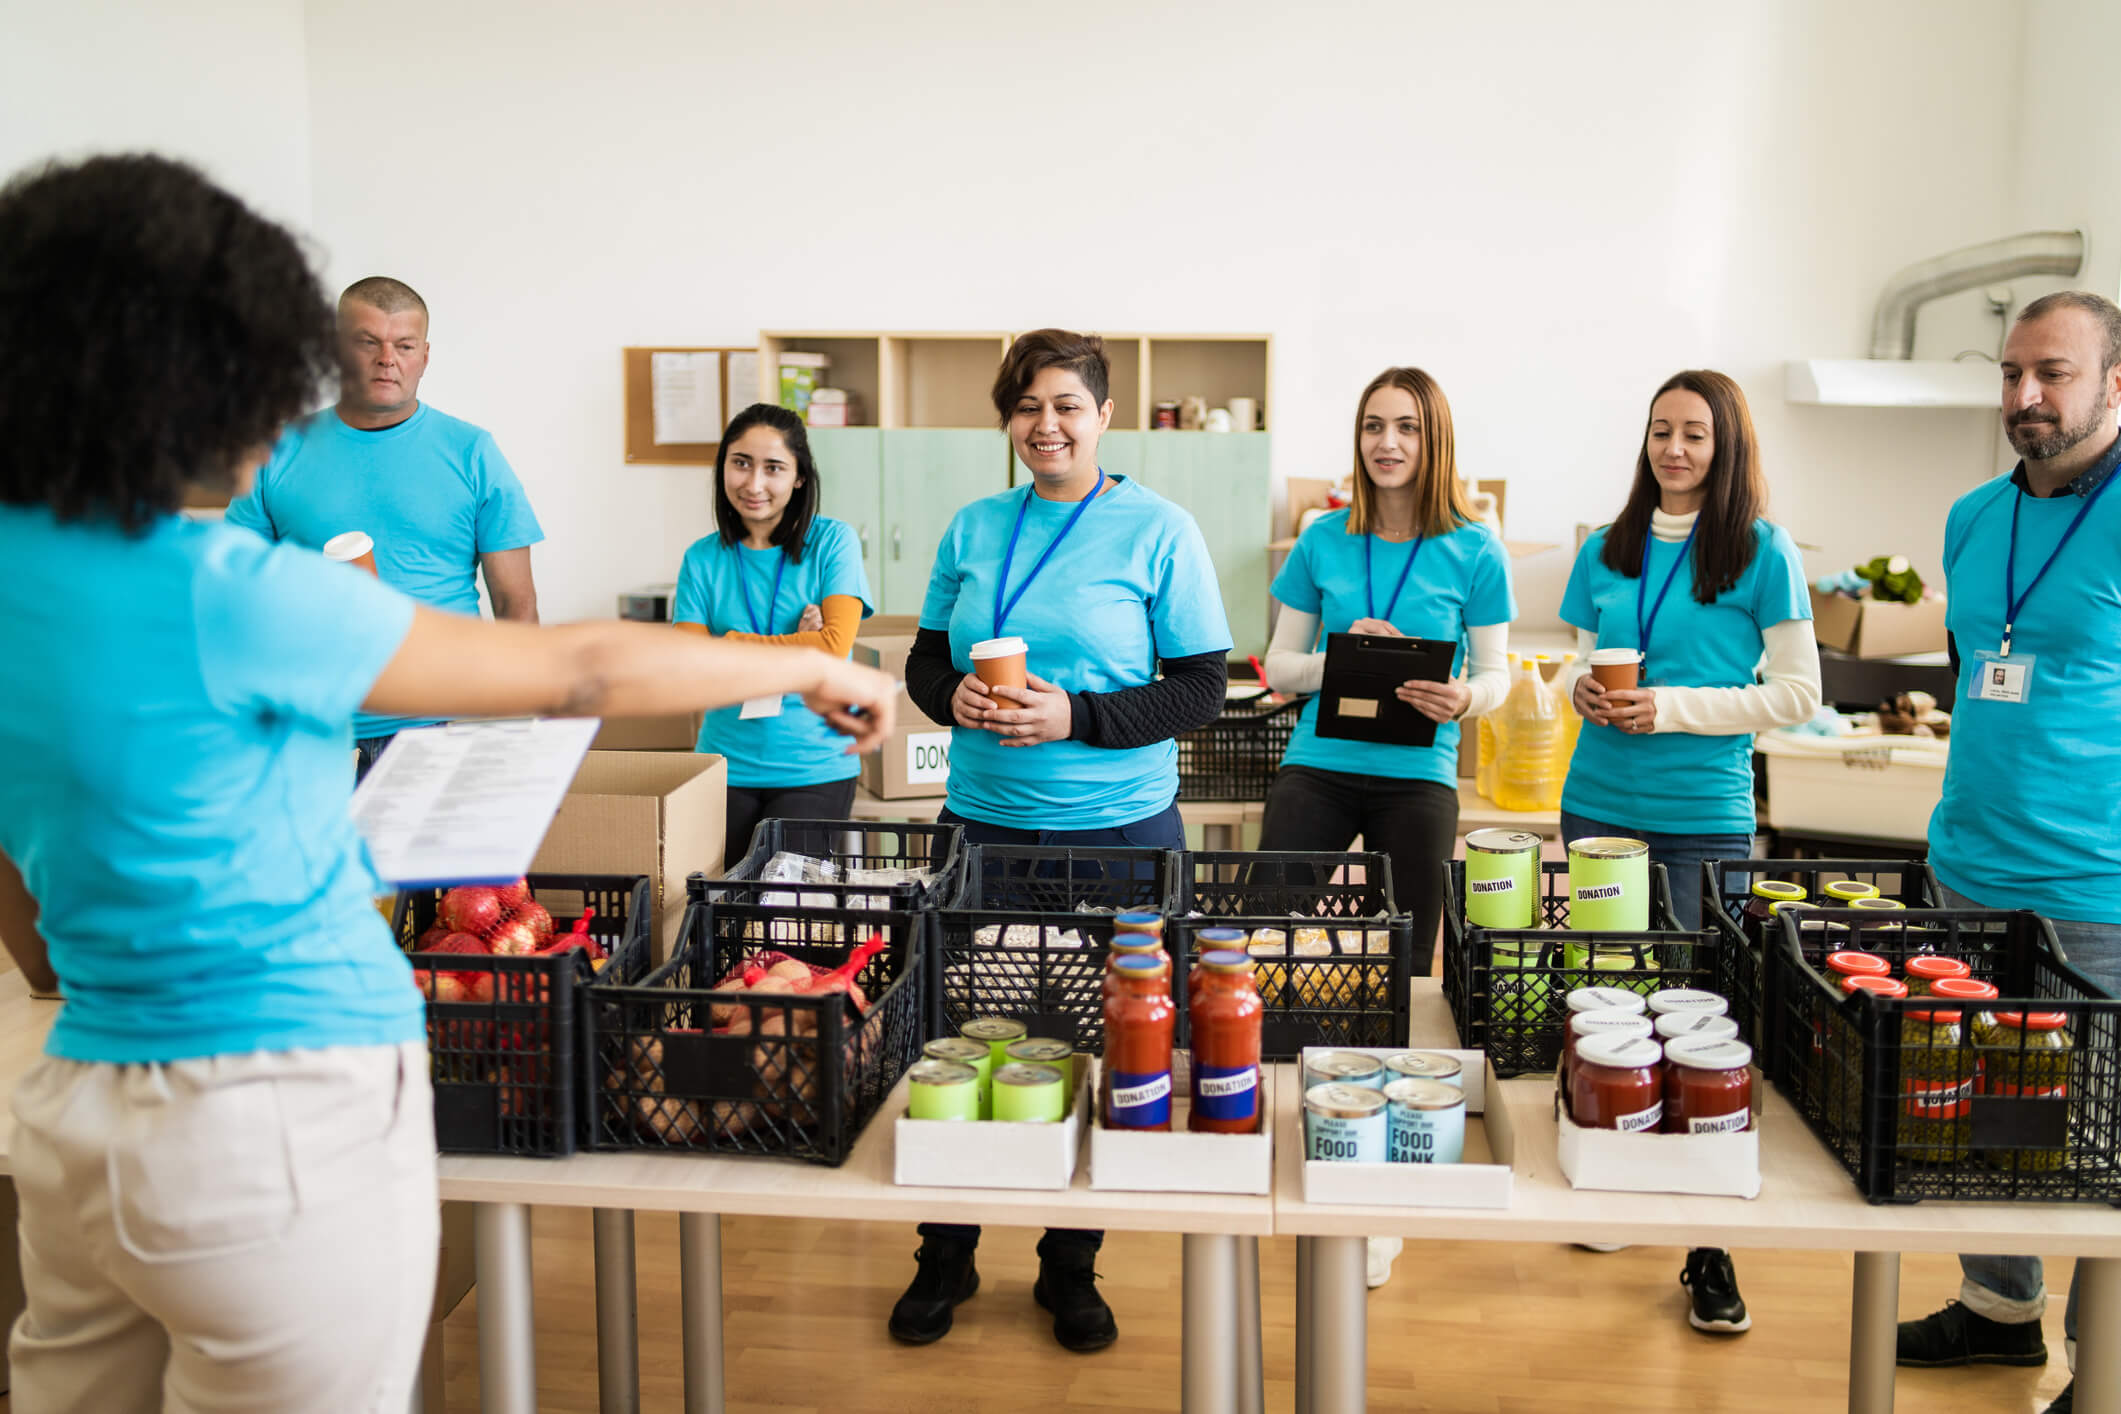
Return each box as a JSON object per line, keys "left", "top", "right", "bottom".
{"left": 1273, "top": 510, "right": 1515, "bottom": 787}
{"left": 0, "top": 507, "right": 424, "bottom": 1064}
{"left": 1929, "top": 455, "right": 2121, "bottom": 923}
{"left": 1559, "top": 519, "right": 1810, "bottom": 835}
{"left": 225, "top": 403, "right": 544, "bottom": 741}
{"left": 672, "top": 517, "right": 874, "bottom": 788}
{"left": 921, "top": 476, "right": 1232, "bottom": 830}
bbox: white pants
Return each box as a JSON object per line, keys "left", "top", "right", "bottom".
{"left": 9, "top": 1042, "right": 439, "bottom": 1414}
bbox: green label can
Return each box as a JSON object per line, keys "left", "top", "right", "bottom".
{"left": 1384, "top": 1077, "right": 1467, "bottom": 1164}
{"left": 925, "top": 1037, "right": 995, "bottom": 1118}
{"left": 1489, "top": 935, "right": 1553, "bottom": 1023}
{"left": 1562, "top": 941, "right": 1662, "bottom": 995}
{"left": 992, "top": 1061, "right": 1067, "bottom": 1123}
{"left": 908, "top": 1059, "right": 981, "bottom": 1121}
{"left": 961, "top": 1017, "right": 1029, "bottom": 1070}
{"left": 1004, "top": 1038, "right": 1075, "bottom": 1101}
{"left": 1464, "top": 829, "right": 1542, "bottom": 929}
{"left": 1566, "top": 837, "right": 1651, "bottom": 932}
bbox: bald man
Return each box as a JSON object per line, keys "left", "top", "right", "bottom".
{"left": 227, "top": 277, "right": 545, "bottom": 776}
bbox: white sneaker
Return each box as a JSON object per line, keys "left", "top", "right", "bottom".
{"left": 1366, "top": 1236, "right": 1404, "bottom": 1288}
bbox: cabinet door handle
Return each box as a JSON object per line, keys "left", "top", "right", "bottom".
{"left": 860, "top": 525, "right": 872, "bottom": 559}
{"left": 892, "top": 527, "right": 902, "bottom": 561}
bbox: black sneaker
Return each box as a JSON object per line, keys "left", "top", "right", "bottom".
{"left": 1895, "top": 1300, "right": 2047, "bottom": 1367}
{"left": 1033, "top": 1245, "right": 1118, "bottom": 1352}
{"left": 2045, "top": 1380, "right": 2072, "bottom": 1414}
{"left": 1680, "top": 1248, "right": 1752, "bottom": 1333}
{"left": 888, "top": 1241, "right": 980, "bottom": 1345}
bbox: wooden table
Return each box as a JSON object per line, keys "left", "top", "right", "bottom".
{"left": 850, "top": 787, "right": 1263, "bottom": 851}
{"left": 1273, "top": 985, "right": 2121, "bottom": 1413}
{"left": 1452, "top": 782, "right": 1561, "bottom": 838}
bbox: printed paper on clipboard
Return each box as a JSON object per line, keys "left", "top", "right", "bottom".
{"left": 349, "top": 717, "right": 600, "bottom": 889}
{"left": 1314, "top": 632, "right": 1456, "bottom": 747}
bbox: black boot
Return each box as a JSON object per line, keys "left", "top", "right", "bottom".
{"left": 2046, "top": 1379, "right": 2073, "bottom": 1414}
{"left": 888, "top": 1240, "right": 980, "bottom": 1345}
{"left": 1033, "top": 1240, "right": 1118, "bottom": 1352}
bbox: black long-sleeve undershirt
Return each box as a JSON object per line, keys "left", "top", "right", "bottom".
{"left": 904, "top": 626, "right": 1227, "bottom": 750}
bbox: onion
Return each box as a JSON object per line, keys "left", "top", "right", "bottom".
{"left": 488, "top": 920, "right": 539, "bottom": 956}
{"left": 516, "top": 901, "right": 555, "bottom": 943}
{"left": 441, "top": 886, "right": 505, "bottom": 937}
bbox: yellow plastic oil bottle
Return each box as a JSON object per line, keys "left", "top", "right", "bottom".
{"left": 1476, "top": 652, "right": 1519, "bottom": 801}
{"left": 1494, "top": 659, "right": 1564, "bottom": 812}
{"left": 1555, "top": 651, "right": 1583, "bottom": 771}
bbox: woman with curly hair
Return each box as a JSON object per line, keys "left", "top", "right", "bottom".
{"left": 0, "top": 154, "right": 894, "bottom": 1411}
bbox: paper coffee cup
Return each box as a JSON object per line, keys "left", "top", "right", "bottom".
{"left": 970, "top": 637, "right": 1028, "bottom": 691}
{"left": 1587, "top": 648, "right": 1641, "bottom": 691}
{"left": 323, "top": 531, "right": 378, "bottom": 576}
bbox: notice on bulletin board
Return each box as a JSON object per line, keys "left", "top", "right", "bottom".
{"left": 351, "top": 717, "right": 600, "bottom": 887}
{"left": 725, "top": 350, "right": 759, "bottom": 415}
{"left": 651, "top": 350, "right": 721, "bottom": 444}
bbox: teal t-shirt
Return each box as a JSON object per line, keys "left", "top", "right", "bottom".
{"left": 1273, "top": 511, "right": 1515, "bottom": 786}
{"left": 1559, "top": 519, "right": 1810, "bottom": 834}
{"left": 1929, "top": 468, "right": 2121, "bottom": 923}
{"left": 672, "top": 517, "right": 875, "bottom": 789}
{"left": 921, "top": 476, "right": 1232, "bottom": 830}
{"left": 0, "top": 507, "right": 424, "bottom": 1064}
{"left": 225, "top": 403, "right": 545, "bottom": 740}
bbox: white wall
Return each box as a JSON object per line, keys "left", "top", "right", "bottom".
{"left": 0, "top": 0, "right": 312, "bottom": 228}
{"left": 2010, "top": 0, "right": 2121, "bottom": 301}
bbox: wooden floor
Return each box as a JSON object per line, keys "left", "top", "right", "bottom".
{"left": 395, "top": 1210, "right": 2072, "bottom": 1413}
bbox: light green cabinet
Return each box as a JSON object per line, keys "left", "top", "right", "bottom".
{"left": 1088, "top": 431, "right": 1147, "bottom": 486}
{"left": 809, "top": 428, "right": 883, "bottom": 598}
{"left": 881, "top": 429, "right": 1011, "bottom": 615}
{"left": 1133, "top": 432, "right": 1272, "bottom": 660}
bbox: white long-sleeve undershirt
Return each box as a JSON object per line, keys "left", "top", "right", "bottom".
{"left": 1264, "top": 611, "right": 1512, "bottom": 719}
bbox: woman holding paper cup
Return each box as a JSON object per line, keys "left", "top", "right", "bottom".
{"left": 0, "top": 156, "right": 894, "bottom": 1413}
{"left": 672, "top": 402, "right": 876, "bottom": 858}
{"left": 1554, "top": 369, "right": 1817, "bottom": 1336}
{"left": 894, "top": 328, "right": 1231, "bottom": 1354}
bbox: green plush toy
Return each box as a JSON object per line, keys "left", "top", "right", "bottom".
{"left": 1853, "top": 555, "right": 1925, "bottom": 605}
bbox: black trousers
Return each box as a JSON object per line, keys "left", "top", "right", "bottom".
{"left": 723, "top": 776, "right": 859, "bottom": 867}
{"left": 1256, "top": 766, "right": 1459, "bottom": 978}
{"left": 916, "top": 800, "right": 1187, "bottom": 1258}
{"left": 353, "top": 734, "right": 395, "bottom": 785}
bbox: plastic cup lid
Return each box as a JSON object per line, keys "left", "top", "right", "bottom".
{"left": 1827, "top": 951, "right": 1891, "bottom": 977}
{"left": 1566, "top": 986, "right": 1648, "bottom": 1015}
{"left": 1575, "top": 1035, "right": 1664, "bottom": 1070}
{"left": 970, "top": 637, "right": 1026, "bottom": 658}
{"left": 1664, "top": 1036, "right": 1754, "bottom": 1071}
{"left": 323, "top": 530, "right": 373, "bottom": 561}
{"left": 1842, "top": 975, "right": 1908, "bottom": 998}
{"left": 1587, "top": 648, "right": 1643, "bottom": 665}
{"left": 1570, "top": 1010, "right": 1656, "bottom": 1040}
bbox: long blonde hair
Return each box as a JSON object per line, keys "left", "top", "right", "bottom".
{"left": 1345, "top": 366, "right": 1474, "bottom": 537}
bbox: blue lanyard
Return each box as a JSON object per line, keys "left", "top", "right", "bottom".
{"left": 1636, "top": 519, "right": 1698, "bottom": 674}
{"left": 737, "top": 548, "right": 789, "bottom": 636}
{"left": 1363, "top": 533, "right": 1425, "bottom": 624}
{"left": 2002, "top": 470, "right": 2120, "bottom": 656}
{"left": 993, "top": 475, "right": 1106, "bottom": 639}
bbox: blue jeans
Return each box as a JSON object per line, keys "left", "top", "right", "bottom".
{"left": 1557, "top": 811, "right": 1754, "bottom": 933}
{"left": 1938, "top": 880, "right": 2121, "bottom": 1356}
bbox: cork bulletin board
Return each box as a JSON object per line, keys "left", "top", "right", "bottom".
{"left": 622, "top": 346, "right": 757, "bottom": 464}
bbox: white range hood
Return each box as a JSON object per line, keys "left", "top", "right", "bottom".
{"left": 1784, "top": 359, "right": 2000, "bottom": 409}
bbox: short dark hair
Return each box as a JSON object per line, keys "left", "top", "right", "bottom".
{"left": 990, "top": 329, "right": 1110, "bottom": 424}
{"left": 341, "top": 275, "right": 428, "bottom": 323}
{"left": 712, "top": 403, "right": 820, "bottom": 562}
{"left": 0, "top": 154, "right": 336, "bottom": 533}
{"left": 2016, "top": 290, "right": 2121, "bottom": 372}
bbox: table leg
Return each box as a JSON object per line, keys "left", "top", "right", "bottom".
{"left": 1182, "top": 1234, "right": 1240, "bottom": 1414}
{"left": 1307, "top": 1236, "right": 1366, "bottom": 1414}
{"left": 1848, "top": 1251, "right": 1899, "bottom": 1414}
{"left": 593, "top": 1208, "right": 640, "bottom": 1414}
{"left": 473, "top": 1202, "right": 537, "bottom": 1414}
{"left": 1203, "top": 824, "right": 1237, "bottom": 852}
{"left": 679, "top": 1212, "right": 725, "bottom": 1414}
{"left": 2076, "top": 1256, "right": 2121, "bottom": 1414}
{"left": 1295, "top": 1236, "right": 1313, "bottom": 1414}
{"left": 1237, "top": 1235, "right": 1264, "bottom": 1414}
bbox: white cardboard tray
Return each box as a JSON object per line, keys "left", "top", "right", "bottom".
{"left": 1552, "top": 1076, "right": 1763, "bottom": 1199}
{"left": 1296, "top": 1048, "right": 1515, "bottom": 1209}
{"left": 1087, "top": 1056, "right": 1275, "bottom": 1195}
{"left": 892, "top": 1064, "right": 1089, "bottom": 1190}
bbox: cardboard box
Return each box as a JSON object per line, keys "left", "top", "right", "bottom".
{"left": 1088, "top": 1057, "right": 1274, "bottom": 1194}
{"left": 1809, "top": 587, "right": 1950, "bottom": 659}
{"left": 1757, "top": 731, "right": 1947, "bottom": 845}
{"left": 894, "top": 1063, "right": 1089, "bottom": 1189}
{"left": 1296, "top": 1049, "right": 1514, "bottom": 1208}
{"left": 1553, "top": 1079, "right": 1762, "bottom": 1198}
{"left": 591, "top": 713, "right": 703, "bottom": 751}
{"left": 533, "top": 751, "right": 726, "bottom": 962}
{"left": 852, "top": 630, "right": 953, "bottom": 798}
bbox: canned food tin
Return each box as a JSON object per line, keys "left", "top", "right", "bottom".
{"left": 1566, "top": 837, "right": 1651, "bottom": 932}
{"left": 1004, "top": 1038, "right": 1075, "bottom": 1099}
{"left": 991, "top": 1062, "right": 1068, "bottom": 1123}
{"left": 1385, "top": 1077, "right": 1467, "bottom": 1164}
{"left": 908, "top": 1059, "right": 982, "bottom": 1121}
{"left": 1303, "top": 1051, "right": 1386, "bottom": 1092}
{"left": 961, "top": 1017, "right": 1029, "bottom": 1068}
{"left": 924, "top": 1037, "right": 996, "bottom": 1118}
{"left": 1464, "top": 828, "right": 1542, "bottom": 929}
{"left": 1304, "top": 1082, "right": 1388, "bottom": 1162}
{"left": 1383, "top": 1051, "right": 1465, "bottom": 1089}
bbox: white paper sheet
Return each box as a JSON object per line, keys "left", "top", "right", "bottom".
{"left": 651, "top": 351, "right": 721, "bottom": 444}
{"left": 350, "top": 717, "right": 600, "bottom": 887}
{"left": 724, "top": 350, "right": 760, "bottom": 414}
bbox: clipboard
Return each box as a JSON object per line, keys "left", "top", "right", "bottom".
{"left": 1314, "top": 632, "right": 1456, "bottom": 748}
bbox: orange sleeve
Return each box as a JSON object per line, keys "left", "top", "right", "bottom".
{"left": 721, "top": 594, "right": 865, "bottom": 658}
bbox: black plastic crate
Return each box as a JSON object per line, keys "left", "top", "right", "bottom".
{"left": 1441, "top": 860, "right": 1713, "bottom": 1077}
{"left": 723, "top": 817, "right": 963, "bottom": 911}
{"left": 1703, "top": 858, "right": 1940, "bottom": 1049}
{"left": 581, "top": 886, "right": 925, "bottom": 1165}
{"left": 1174, "top": 850, "right": 1411, "bottom": 1058}
{"left": 1764, "top": 908, "right": 2121, "bottom": 1205}
{"left": 931, "top": 843, "right": 1178, "bottom": 1050}
{"left": 393, "top": 874, "right": 652, "bottom": 1157}
{"left": 1176, "top": 689, "right": 1306, "bottom": 800}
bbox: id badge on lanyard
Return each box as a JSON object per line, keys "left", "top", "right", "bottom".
{"left": 739, "top": 549, "right": 791, "bottom": 719}
{"left": 1979, "top": 471, "right": 2119, "bottom": 707}
{"left": 1969, "top": 651, "right": 2034, "bottom": 704}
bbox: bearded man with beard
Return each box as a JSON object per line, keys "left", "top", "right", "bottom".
{"left": 1895, "top": 290, "right": 2121, "bottom": 1414}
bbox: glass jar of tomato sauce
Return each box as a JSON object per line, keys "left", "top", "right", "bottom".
{"left": 1103, "top": 953, "right": 1175, "bottom": 1131}
{"left": 1187, "top": 951, "right": 1263, "bottom": 1134}
{"left": 1662, "top": 1036, "right": 1754, "bottom": 1134}
{"left": 1570, "top": 1035, "right": 1665, "bottom": 1132}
